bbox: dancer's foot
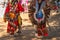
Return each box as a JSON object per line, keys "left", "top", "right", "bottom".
{"left": 35, "top": 33, "right": 43, "bottom": 38}
{"left": 16, "top": 30, "right": 22, "bottom": 36}
{"left": 17, "top": 31, "right": 21, "bottom": 34}
{"left": 10, "top": 33, "right": 14, "bottom": 35}
{"left": 9, "top": 33, "right": 14, "bottom": 37}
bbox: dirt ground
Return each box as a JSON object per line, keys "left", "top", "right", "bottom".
{"left": 0, "top": 11, "right": 60, "bottom": 40}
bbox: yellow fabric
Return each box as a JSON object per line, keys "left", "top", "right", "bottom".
{"left": 3, "top": 15, "right": 7, "bottom": 22}
{"left": 18, "top": 15, "right": 22, "bottom": 25}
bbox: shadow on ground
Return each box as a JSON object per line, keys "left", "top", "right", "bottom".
{"left": 0, "top": 25, "right": 60, "bottom": 40}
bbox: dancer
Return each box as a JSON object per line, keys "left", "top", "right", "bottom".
{"left": 4, "top": 0, "right": 24, "bottom": 35}
{"left": 28, "top": 0, "right": 54, "bottom": 38}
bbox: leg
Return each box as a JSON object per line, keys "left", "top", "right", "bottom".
{"left": 17, "top": 25, "right": 21, "bottom": 33}
{"left": 7, "top": 22, "right": 11, "bottom": 33}
{"left": 10, "top": 20, "right": 18, "bottom": 35}
{"left": 10, "top": 27, "right": 15, "bottom": 35}
{"left": 37, "top": 24, "right": 43, "bottom": 36}
{"left": 41, "top": 21, "right": 48, "bottom": 36}
{"left": 35, "top": 24, "right": 43, "bottom": 38}
{"left": 37, "top": 27, "right": 43, "bottom": 36}
{"left": 17, "top": 15, "right": 22, "bottom": 33}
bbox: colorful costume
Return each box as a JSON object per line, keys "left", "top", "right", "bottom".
{"left": 35, "top": 0, "right": 48, "bottom": 36}
{"left": 4, "top": 0, "right": 24, "bottom": 35}
{"left": 28, "top": 0, "right": 49, "bottom": 37}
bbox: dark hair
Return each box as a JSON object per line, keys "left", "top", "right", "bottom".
{"left": 38, "top": 0, "right": 44, "bottom": 3}
{"left": 42, "top": 0, "right": 45, "bottom": 1}
{"left": 11, "top": 0, "right": 18, "bottom": 5}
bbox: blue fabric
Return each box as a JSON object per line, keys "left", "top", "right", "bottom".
{"left": 55, "top": 1, "right": 60, "bottom": 6}
{"left": 36, "top": 0, "right": 46, "bottom": 12}
{"left": 35, "top": 0, "right": 45, "bottom": 19}
{"left": 36, "top": 10, "right": 43, "bottom": 19}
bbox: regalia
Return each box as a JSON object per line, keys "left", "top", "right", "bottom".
{"left": 4, "top": 0, "right": 24, "bottom": 35}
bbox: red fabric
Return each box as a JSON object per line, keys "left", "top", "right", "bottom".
{"left": 4, "top": 3, "right": 24, "bottom": 15}
{"left": 37, "top": 28, "right": 42, "bottom": 36}
{"left": 4, "top": 3, "right": 10, "bottom": 15}
{"left": 43, "top": 33, "right": 48, "bottom": 36}
{"left": 18, "top": 3, "right": 24, "bottom": 12}
{"left": 15, "top": 3, "right": 24, "bottom": 13}
{"left": 53, "top": 6, "right": 58, "bottom": 10}
{"left": 7, "top": 20, "right": 18, "bottom": 34}
{"left": 37, "top": 24, "right": 48, "bottom": 36}
{"left": 37, "top": 18, "right": 41, "bottom": 21}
